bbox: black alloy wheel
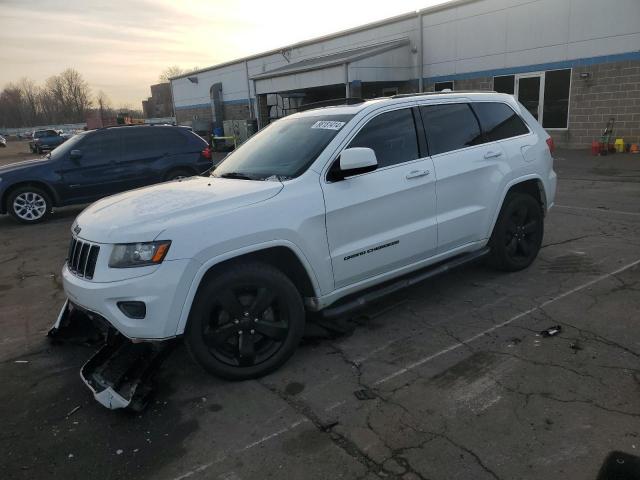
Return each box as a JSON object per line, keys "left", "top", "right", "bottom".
{"left": 488, "top": 192, "right": 543, "bottom": 271}
{"left": 185, "top": 262, "right": 305, "bottom": 380}
{"left": 205, "top": 286, "right": 288, "bottom": 367}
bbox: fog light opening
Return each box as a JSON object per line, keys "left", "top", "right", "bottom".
{"left": 117, "top": 301, "right": 146, "bottom": 319}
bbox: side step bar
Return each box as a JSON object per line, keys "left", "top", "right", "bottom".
{"left": 322, "top": 247, "right": 490, "bottom": 319}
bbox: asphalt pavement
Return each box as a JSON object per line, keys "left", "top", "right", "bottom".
{"left": 1, "top": 148, "right": 639, "bottom": 480}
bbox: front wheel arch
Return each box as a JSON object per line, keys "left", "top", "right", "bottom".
{"left": 175, "top": 244, "right": 321, "bottom": 336}
{"left": 1, "top": 181, "right": 60, "bottom": 214}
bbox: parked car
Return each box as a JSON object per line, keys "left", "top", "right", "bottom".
{"left": 0, "top": 135, "right": 6, "bottom": 147}
{"left": 29, "top": 129, "right": 67, "bottom": 153}
{"left": 0, "top": 125, "right": 213, "bottom": 223}
{"left": 53, "top": 92, "right": 556, "bottom": 406}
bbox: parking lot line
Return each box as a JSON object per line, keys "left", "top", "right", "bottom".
{"left": 373, "top": 256, "right": 640, "bottom": 385}
{"left": 171, "top": 418, "right": 310, "bottom": 480}
{"left": 556, "top": 204, "right": 640, "bottom": 217}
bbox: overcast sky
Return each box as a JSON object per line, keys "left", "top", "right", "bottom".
{"left": 0, "top": 0, "right": 448, "bottom": 106}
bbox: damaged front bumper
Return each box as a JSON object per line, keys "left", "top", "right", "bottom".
{"left": 49, "top": 300, "right": 175, "bottom": 411}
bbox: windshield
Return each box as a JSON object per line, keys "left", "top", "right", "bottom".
{"left": 213, "top": 114, "right": 354, "bottom": 180}
{"left": 48, "top": 131, "right": 88, "bottom": 160}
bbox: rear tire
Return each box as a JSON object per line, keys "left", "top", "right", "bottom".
{"left": 185, "top": 262, "right": 305, "bottom": 380}
{"left": 7, "top": 186, "right": 52, "bottom": 224}
{"left": 487, "top": 192, "right": 543, "bottom": 271}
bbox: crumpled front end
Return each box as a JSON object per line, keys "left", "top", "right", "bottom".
{"left": 49, "top": 300, "right": 176, "bottom": 411}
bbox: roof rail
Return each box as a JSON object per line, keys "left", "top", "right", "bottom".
{"left": 297, "top": 97, "right": 364, "bottom": 112}
{"left": 391, "top": 90, "right": 496, "bottom": 99}
{"left": 97, "top": 124, "right": 154, "bottom": 130}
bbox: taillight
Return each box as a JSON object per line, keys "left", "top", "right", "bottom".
{"left": 546, "top": 137, "right": 555, "bottom": 155}
{"left": 201, "top": 146, "right": 212, "bottom": 160}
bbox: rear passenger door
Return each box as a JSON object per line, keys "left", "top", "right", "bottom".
{"left": 322, "top": 107, "right": 438, "bottom": 289}
{"left": 420, "top": 102, "right": 510, "bottom": 252}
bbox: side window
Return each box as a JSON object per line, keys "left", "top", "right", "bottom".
{"left": 348, "top": 108, "right": 419, "bottom": 168}
{"left": 121, "top": 129, "right": 155, "bottom": 156}
{"left": 471, "top": 102, "right": 529, "bottom": 141}
{"left": 77, "top": 132, "right": 120, "bottom": 164}
{"left": 420, "top": 104, "right": 482, "bottom": 155}
{"left": 156, "top": 128, "right": 188, "bottom": 152}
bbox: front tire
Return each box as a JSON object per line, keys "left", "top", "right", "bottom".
{"left": 487, "top": 192, "right": 543, "bottom": 271}
{"left": 185, "top": 262, "right": 305, "bottom": 380}
{"left": 7, "top": 186, "right": 52, "bottom": 224}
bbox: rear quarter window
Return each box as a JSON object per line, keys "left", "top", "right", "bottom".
{"left": 471, "top": 102, "right": 529, "bottom": 141}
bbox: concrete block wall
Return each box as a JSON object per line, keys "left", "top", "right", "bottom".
{"left": 223, "top": 103, "right": 251, "bottom": 121}
{"left": 175, "top": 106, "right": 211, "bottom": 126}
{"left": 554, "top": 60, "right": 640, "bottom": 148}
{"left": 424, "top": 60, "right": 640, "bottom": 149}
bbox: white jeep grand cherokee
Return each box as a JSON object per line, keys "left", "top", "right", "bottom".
{"left": 61, "top": 92, "right": 556, "bottom": 380}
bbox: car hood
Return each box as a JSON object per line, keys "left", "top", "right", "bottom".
{"left": 0, "top": 158, "right": 48, "bottom": 175}
{"left": 74, "top": 176, "right": 284, "bottom": 243}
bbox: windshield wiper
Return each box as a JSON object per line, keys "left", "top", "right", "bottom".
{"left": 217, "top": 172, "right": 254, "bottom": 180}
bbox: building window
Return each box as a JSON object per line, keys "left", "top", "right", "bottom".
{"left": 493, "top": 69, "right": 571, "bottom": 129}
{"left": 542, "top": 69, "right": 571, "bottom": 129}
{"left": 434, "top": 81, "right": 454, "bottom": 92}
{"left": 493, "top": 75, "right": 515, "bottom": 94}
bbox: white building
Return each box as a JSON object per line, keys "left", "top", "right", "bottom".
{"left": 171, "top": 0, "right": 640, "bottom": 147}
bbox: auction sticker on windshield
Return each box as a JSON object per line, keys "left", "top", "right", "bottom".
{"left": 311, "top": 120, "right": 345, "bottom": 130}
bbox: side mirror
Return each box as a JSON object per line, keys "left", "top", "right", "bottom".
{"left": 329, "top": 147, "right": 378, "bottom": 181}
{"left": 70, "top": 149, "right": 82, "bottom": 161}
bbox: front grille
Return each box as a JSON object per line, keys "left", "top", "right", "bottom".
{"left": 67, "top": 237, "right": 100, "bottom": 279}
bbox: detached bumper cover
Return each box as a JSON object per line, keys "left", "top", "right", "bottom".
{"left": 49, "top": 300, "right": 175, "bottom": 411}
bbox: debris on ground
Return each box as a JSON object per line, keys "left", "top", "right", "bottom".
{"left": 14, "top": 360, "right": 29, "bottom": 364}
{"left": 66, "top": 406, "right": 81, "bottom": 418}
{"left": 354, "top": 389, "right": 377, "bottom": 400}
{"left": 116, "top": 449, "right": 123, "bottom": 455}
{"left": 569, "top": 341, "right": 583, "bottom": 352}
{"left": 540, "top": 325, "right": 562, "bottom": 337}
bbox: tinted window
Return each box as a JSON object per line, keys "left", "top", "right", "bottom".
{"left": 542, "top": 69, "right": 571, "bottom": 129}
{"left": 348, "top": 109, "right": 419, "bottom": 168}
{"left": 494, "top": 75, "right": 515, "bottom": 94}
{"left": 77, "top": 131, "right": 120, "bottom": 164}
{"left": 472, "top": 102, "right": 529, "bottom": 141}
{"left": 119, "top": 128, "right": 186, "bottom": 156}
{"left": 420, "top": 104, "right": 482, "bottom": 155}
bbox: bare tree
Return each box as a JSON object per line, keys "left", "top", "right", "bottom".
{"left": 159, "top": 65, "right": 199, "bottom": 83}
{"left": 59, "top": 68, "right": 92, "bottom": 121}
{"left": 0, "top": 84, "right": 24, "bottom": 127}
{"left": 159, "top": 66, "right": 185, "bottom": 83}
{"left": 17, "top": 78, "right": 40, "bottom": 126}
{"left": 0, "top": 68, "right": 95, "bottom": 128}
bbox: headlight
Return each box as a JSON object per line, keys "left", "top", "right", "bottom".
{"left": 108, "top": 241, "right": 171, "bottom": 268}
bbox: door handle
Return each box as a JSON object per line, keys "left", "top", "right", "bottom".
{"left": 406, "top": 169, "right": 430, "bottom": 179}
{"left": 484, "top": 150, "right": 502, "bottom": 159}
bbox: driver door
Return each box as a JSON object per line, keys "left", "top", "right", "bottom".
{"left": 60, "top": 130, "right": 125, "bottom": 204}
{"left": 321, "top": 107, "right": 438, "bottom": 289}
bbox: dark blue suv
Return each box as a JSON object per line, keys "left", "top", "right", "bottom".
{"left": 0, "top": 125, "right": 212, "bottom": 224}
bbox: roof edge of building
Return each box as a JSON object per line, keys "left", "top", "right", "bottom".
{"left": 169, "top": 0, "right": 477, "bottom": 81}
